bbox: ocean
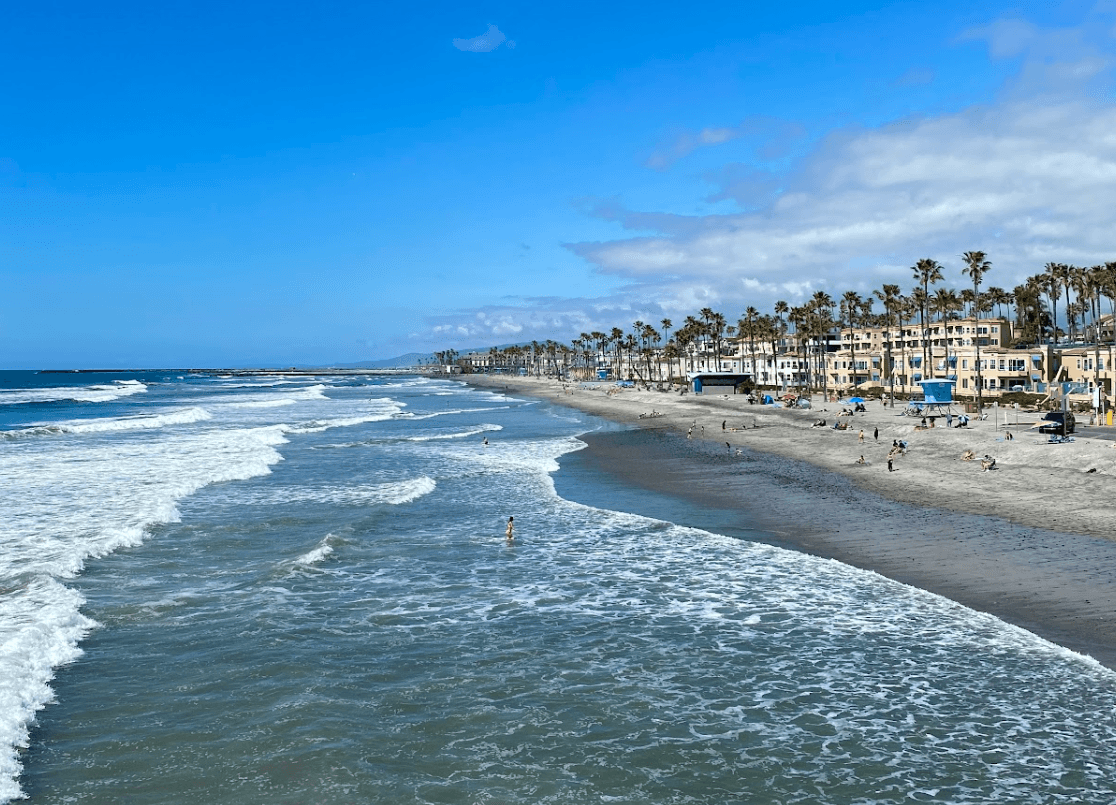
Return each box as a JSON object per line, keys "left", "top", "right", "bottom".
{"left": 2, "top": 370, "right": 1115, "bottom": 804}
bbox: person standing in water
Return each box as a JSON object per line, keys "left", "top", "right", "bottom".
{"left": 505, "top": 516, "right": 514, "bottom": 541}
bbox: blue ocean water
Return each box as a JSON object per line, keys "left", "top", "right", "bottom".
{"left": 2, "top": 371, "right": 1115, "bottom": 803}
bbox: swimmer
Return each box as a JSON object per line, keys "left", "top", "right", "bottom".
{"left": 505, "top": 516, "right": 514, "bottom": 541}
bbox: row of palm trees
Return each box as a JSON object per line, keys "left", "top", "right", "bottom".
{"left": 466, "top": 256, "right": 1116, "bottom": 398}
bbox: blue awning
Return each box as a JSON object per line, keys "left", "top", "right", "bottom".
{"left": 913, "top": 372, "right": 922, "bottom": 381}
{"left": 1032, "top": 354, "right": 1043, "bottom": 362}
{"left": 1032, "top": 373, "right": 1041, "bottom": 379}
{"left": 912, "top": 356, "right": 922, "bottom": 365}
{"left": 947, "top": 374, "right": 957, "bottom": 380}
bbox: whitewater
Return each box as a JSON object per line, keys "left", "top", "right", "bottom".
{"left": 1, "top": 370, "right": 1115, "bottom": 804}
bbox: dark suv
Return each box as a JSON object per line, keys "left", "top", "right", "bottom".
{"left": 1037, "top": 411, "right": 1076, "bottom": 435}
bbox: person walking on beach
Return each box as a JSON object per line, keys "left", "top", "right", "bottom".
{"left": 873, "top": 427, "right": 878, "bottom": 441}
{"left": 505, "top": 517, "right": 514, "bottom": 541}
{"left": 858, "top": 429, "right": 865, "bottom": 443}
{"left": 887, "top": 457, "right": 894, "bottom": 472}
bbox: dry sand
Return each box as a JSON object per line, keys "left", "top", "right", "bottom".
{"left": 462, "top": 374, "right": 1116, "bottom": 669}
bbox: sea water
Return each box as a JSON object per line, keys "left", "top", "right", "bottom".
{"left": 1, "top": 371, "right": 1115, "bottom": 804}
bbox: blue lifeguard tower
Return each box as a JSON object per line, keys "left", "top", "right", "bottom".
{"left": 909, "top": 379, "right": 956, "bottom": 416}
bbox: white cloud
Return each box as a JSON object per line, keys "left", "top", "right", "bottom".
{"left": 423, "top": 11, "right": 1116, "bottom": 351}
{"left": 453, "top": 24, "right": 509, "bottom": 53}
{"left": 571, "top": 37, "right": 1116, "bottom": 314}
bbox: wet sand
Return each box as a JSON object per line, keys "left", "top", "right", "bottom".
{"left": 464, "top": 375, "right": 1116, "bottom": 669}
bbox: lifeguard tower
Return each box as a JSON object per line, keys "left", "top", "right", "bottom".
{"left": 907, "top": 379, "right": 957, "bottom": 417}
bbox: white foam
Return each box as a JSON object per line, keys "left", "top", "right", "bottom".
{"left": 287, "top": 398, "right": 406, "bottom": 433}
{"left": 0, "top": 578, "right": 96, "bottom": 802}
{"left": 0, "top": 380, "right": 147, "bottom": 406}
{"left": 401, "top": 406, "right": 509, "bottom": 420}
{"left": 244, "top": 476, "right": 436, "bottom": 507}
{"left": 293, "top": 536, "right": 336, "bottom": 567}
{"left": 0, "top": 423, "right": 289, "bottom": 798}
{"left": 3, "top": 406, "right": 212, "bottom": 439}
{"left": 404, "top": 424, "right": 503, "bottom": 442}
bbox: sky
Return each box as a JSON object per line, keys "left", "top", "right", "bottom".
{"left": 3, "top": 0, "right": 1116, "bottom": 368}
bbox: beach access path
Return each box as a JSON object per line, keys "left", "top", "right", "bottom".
{"left": 462, "top": 374, "right": 1116, "bottom": 670}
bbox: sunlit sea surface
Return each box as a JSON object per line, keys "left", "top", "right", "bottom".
{"left": 1, "top": 371, "right": 1114, "bottom": 804}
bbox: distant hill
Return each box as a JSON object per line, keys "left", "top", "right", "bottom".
{"left": 337, "top": 343, "right": 527, "bottom": 369}
{"left": 335, "top": 352, "right": 434, "bottom": 369}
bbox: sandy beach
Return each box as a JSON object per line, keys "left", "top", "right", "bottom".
{"left": 463, "top": 374, "right": 1116, "bottom": 669}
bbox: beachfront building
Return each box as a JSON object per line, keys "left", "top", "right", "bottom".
{"left": 810, "top": 316, "right": 1068, "bottom": 400}
{"left": 1054, "top": 345, "right": 1116, "bottom": 397}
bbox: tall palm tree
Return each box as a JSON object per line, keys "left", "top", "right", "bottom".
{"left": 1042, "top": 263, "right": 1065, "bottom": 345}
{"left": 985, "top": 286, "right": 1010, "bottom": 320}
{"left": 912, "top": 258, "right": 944, "bottom": 377}
{"left": 1014, "top": 280, "right": 1048, "bottom": 346}
{"left": 1064, "top": 264, "right": 1083, "bottom": 343}
{"left": 659, "top": 318, "right": 673, "bottom": 380}
{"left": 741, "top": 306, "right": 760, "bottom": 385}
{"left": 931, "top": 286, "right": 962, "bottom": 382}
{"left": 810, "top": 291, "right": 835, "bottom": 397}
{"left": 874, "top": 283, "right": 902, "bottom": 405}
{"left": 961, "top": 251, "right": 991, "bottom": 409}
{"left": 840, "top": 291, "right": 864, "bottom": 391}
{"left": 788, "top": 305, "right": 808, "bottom": 389}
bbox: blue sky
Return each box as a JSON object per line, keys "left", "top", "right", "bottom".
{"left": 3, "top": 0, "right": 1114, "bottom": 367}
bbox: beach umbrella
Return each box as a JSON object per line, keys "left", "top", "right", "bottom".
{"left": 848, "top": 396, "right": 865, "bottom": 403}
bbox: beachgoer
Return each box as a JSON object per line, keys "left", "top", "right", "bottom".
{"left": 873, "top": 426, "right": 878, "bottom": 441}
{"left": 506, "top": 517, "right": 515, "bottom": 540}
{"left": 483, "top": 437, "right": 488, "bottom": 446}
{"left": 887, "top": 457, "right": 894, "bottom": 472}
{"left": 722, "top": 420, "right": 726, "bottom": 431}
{"left": 858, "top": 429, "right": 865, "bottom": 443}
{"left": 857, "top": 455, "right": 866, "bottom": 465}
{"left": 726, "top": 442, "right": 731, "bottom": 451}
{"left": 1006, "top": 431, "right": 1013, "bottom": 441}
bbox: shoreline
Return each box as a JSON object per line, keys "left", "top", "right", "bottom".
{"left": 463, "top": 374, "right": 1116, "bottom": 670}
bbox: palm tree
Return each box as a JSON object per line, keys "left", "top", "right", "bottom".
{"left": 912, "top": 258, "right": 944, "bottom": 376}
{"left": 874, "top": 283, "right": 902, "bottom": 406}
{"left": 1042, "top": 263, "right": 1065, "bottom": 344}
{"left": 741, "top": 306, "right": 760, "bottom": 386}
{"left": 788, "top": 305, "right": 808, "bottom": 389}
{"left": 659, "top": 318, "right": 673, "bottom": 380}
{"left": 961, "top": 251, "right": 992, "bottom": 409}
{"left": 931, "top": 286, "right": 962, "bottom": 381}
{"left": 909, "top": 287, "right": 929, "bottom": 380}
{"left": 840, "top": 291, "right": 864, "bottom": 391}
{"left": 810, "top": 291, "right": 835, "bottom": 397}
{"left": 1014, "top": 280, "right": 1048, "bottom": 346}
{"left": 985, "top": 286, "right": 1011, "bottom": 320}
